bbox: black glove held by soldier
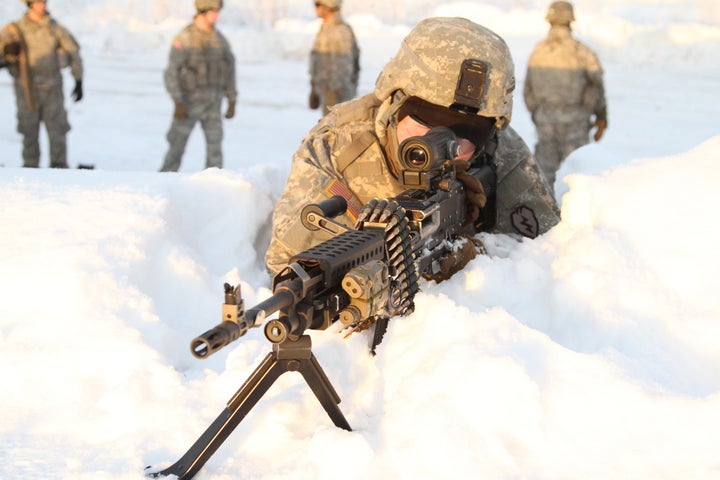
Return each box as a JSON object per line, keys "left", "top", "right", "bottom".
{"left": 593, "top": 119, "right": 607, "bottom": 142}
{"left": 225, "top": 100, "right": 235, "bottom": 119}
{"left": 71, "top": 80, "right": 83, "bottom": 102}
{"left": 173, "top": 102, "right": 188, "bottom": 119}
{"left": 593, "top": 107, "right": 607, "bottom": 141}
{"left": 3, "top": 41, "right": 21, "bottom": 57}
{"left": 309, "top": 90, "right": 320, "bottom": 110}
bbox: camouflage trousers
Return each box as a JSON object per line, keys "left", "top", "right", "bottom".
{"left": 160, "top": 96, "right": 224, "bottom": 172}
{"left": 15, "top": 82, "right": 71, "bottom": 168}
{"left": 533, "top": 120, "right": 590, "bottom": 188}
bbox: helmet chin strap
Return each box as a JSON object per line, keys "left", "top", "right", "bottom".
{"left": 374, "top": 90, "right": 409, "bottom": 181}
{"left": 374, "top": 90, "right": 407, "bottom": 144}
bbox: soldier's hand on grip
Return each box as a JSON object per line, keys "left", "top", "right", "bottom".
{"left": 454, "top": 159, "right": 487, "bottom": 226}
{"left": 423, "top": 234, "right": 485, "bottom": 283}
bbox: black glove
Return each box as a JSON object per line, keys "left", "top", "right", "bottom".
{"left": 309, "top": 90, "right": 320, "bottom": 110}
{"left": 71, "top": 80, "right": 83, "bottom": 102}
{"left": 454, "top": 160, "right": 487, "bottom": 226}
{"left": 225, "top": 100, "right": 235, "bottom": 119}
{"left": 593, "top": 107, "right": 607, "bottom": 142}
{"left": 173, "top": 102, "right": 188, "bottom": 119}
{"left": 3, "top": 41, "right": 21, "bottom": 57}
{"left": 593, "top": 119, "right": 607, "bottom": 141}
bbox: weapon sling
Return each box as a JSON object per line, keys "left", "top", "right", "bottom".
{"left": 8, "top": 22, "right": 36, "bottom": 111}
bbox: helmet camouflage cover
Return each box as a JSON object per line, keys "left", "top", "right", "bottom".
{"left": 546, "top": 1, "right": 575, "bottom": 25}
{"left": 374, "top": 17, "right": 516, "bottom": 130}
{"left": 195, "top": 0, "right": 223, "bottom": 12}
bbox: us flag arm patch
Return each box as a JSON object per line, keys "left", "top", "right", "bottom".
{"left": 325, "top": 179, "right": 362, "bottom": 222}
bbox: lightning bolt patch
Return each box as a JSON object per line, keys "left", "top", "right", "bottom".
{"left": 510, "top": 205, "right": 539, "bottom": 239}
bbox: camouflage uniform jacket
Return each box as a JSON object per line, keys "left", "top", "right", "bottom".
{"left": 265, "top": 94, "right": 560, "bottom": 274}
{"left": 310, "top": 14, "right": 359, "bottom": 95}
{"left": 523, "top": 25, "right": 606, "bottom": 124}
{"left": 0, "top": 14, "right": 82, "bottom": 87}
{"left": 164, "top": 23, "right": 237, "bottom": 105}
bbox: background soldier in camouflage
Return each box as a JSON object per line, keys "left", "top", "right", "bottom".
{"left": 309, "top": 0, "right": 359, "bottom": 115}
{"left": 160, "top": 0, "right": 237, "bottom": 172}
{"left": 524, "top": 1, "right": 607, "bottom": 190}
{"left": 267, "top": 17, "right": 560, "bottom": 277}
{"left": 0, "top": 0, "right": 83, "bottom": 168}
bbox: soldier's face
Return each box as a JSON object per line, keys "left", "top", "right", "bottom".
{"left": 27, "top": 0, "right": 47, "bottom": 18}
{"left": 314, "top": 3, "right": 331, "bottom": 19}
{"left": 205, "top": 9, "right": 220, "bottom": 25}
{"left": 396, "top": 115, "right": 477, "bottom": 162}
{"left": 29, "top": 1, "right": 47, "bottom": 12}
{"left": 396, "top": 97, "right": 497, "bottom": 160}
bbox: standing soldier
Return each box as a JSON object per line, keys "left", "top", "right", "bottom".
{"left": 309, "top": 0, "right": 360, "bottom": 115}
{"left": 0, "top": 0, "right": 83, "bottom": 169}
{"left": 524, "top": 1, "right": 607, "bottom": 190}
{"left": 160, "top": 0, "right": 237, "bottom": 172}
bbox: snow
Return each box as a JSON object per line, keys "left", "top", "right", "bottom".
{"left": 1, "top": 1, "right": 720, "bottom": 479}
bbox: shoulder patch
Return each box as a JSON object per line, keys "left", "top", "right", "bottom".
{"left": 510, "top": 205, "right": 539, "bottom": 239}
{"left": 325, "top": 179, "right": 361, "bottom": 222}
{"left": 172, "top": 39, "right": 185, "bottom": 51}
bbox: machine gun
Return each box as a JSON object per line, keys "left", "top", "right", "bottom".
{"left": 148, "top": 127, "right": 497, "bottom": 479}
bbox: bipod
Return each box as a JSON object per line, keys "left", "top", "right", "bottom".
{"left": 149, "top": 335, "right": 351, "bottom": 480}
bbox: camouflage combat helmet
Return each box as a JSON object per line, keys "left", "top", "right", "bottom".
{"left": 546, "top": 1, "right": 575, "bottom": 25}
{"left": 374, "top": 17, "right": 516, "bottom": 130}
{"left": 315, "top": 0, "right": 342, "bottom": 9}
{"left": 195, "top": 0, "right": 223, "bottom": 12}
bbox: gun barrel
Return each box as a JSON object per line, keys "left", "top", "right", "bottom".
{"left": 245, "top": 287, "right": 297, "bottom": 325}
{"left": 190, "top": 281, "right": 302, "bottom": 359}
{"left": 191, "top": 321, "right": 244, "bottom": 359}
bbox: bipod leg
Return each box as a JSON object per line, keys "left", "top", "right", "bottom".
{"left": 150, "top": 335, "right": 350, "bottom": 480}
{"left": 293, "top": 341, "right": 352, "bottom": 431}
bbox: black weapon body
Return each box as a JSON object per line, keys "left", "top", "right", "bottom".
{"left": 150, "top": 127, "right": 497, "bottom": 479}
{"left": 191, "top": 180, "right": 470, "bottom": 359}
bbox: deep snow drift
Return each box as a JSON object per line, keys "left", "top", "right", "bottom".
{"left": 1, "top": 1, "right": 719, "bottom": 479}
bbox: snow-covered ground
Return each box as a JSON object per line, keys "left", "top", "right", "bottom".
{"left": 1, "top": 1, "right": 719, "bottom": 479}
